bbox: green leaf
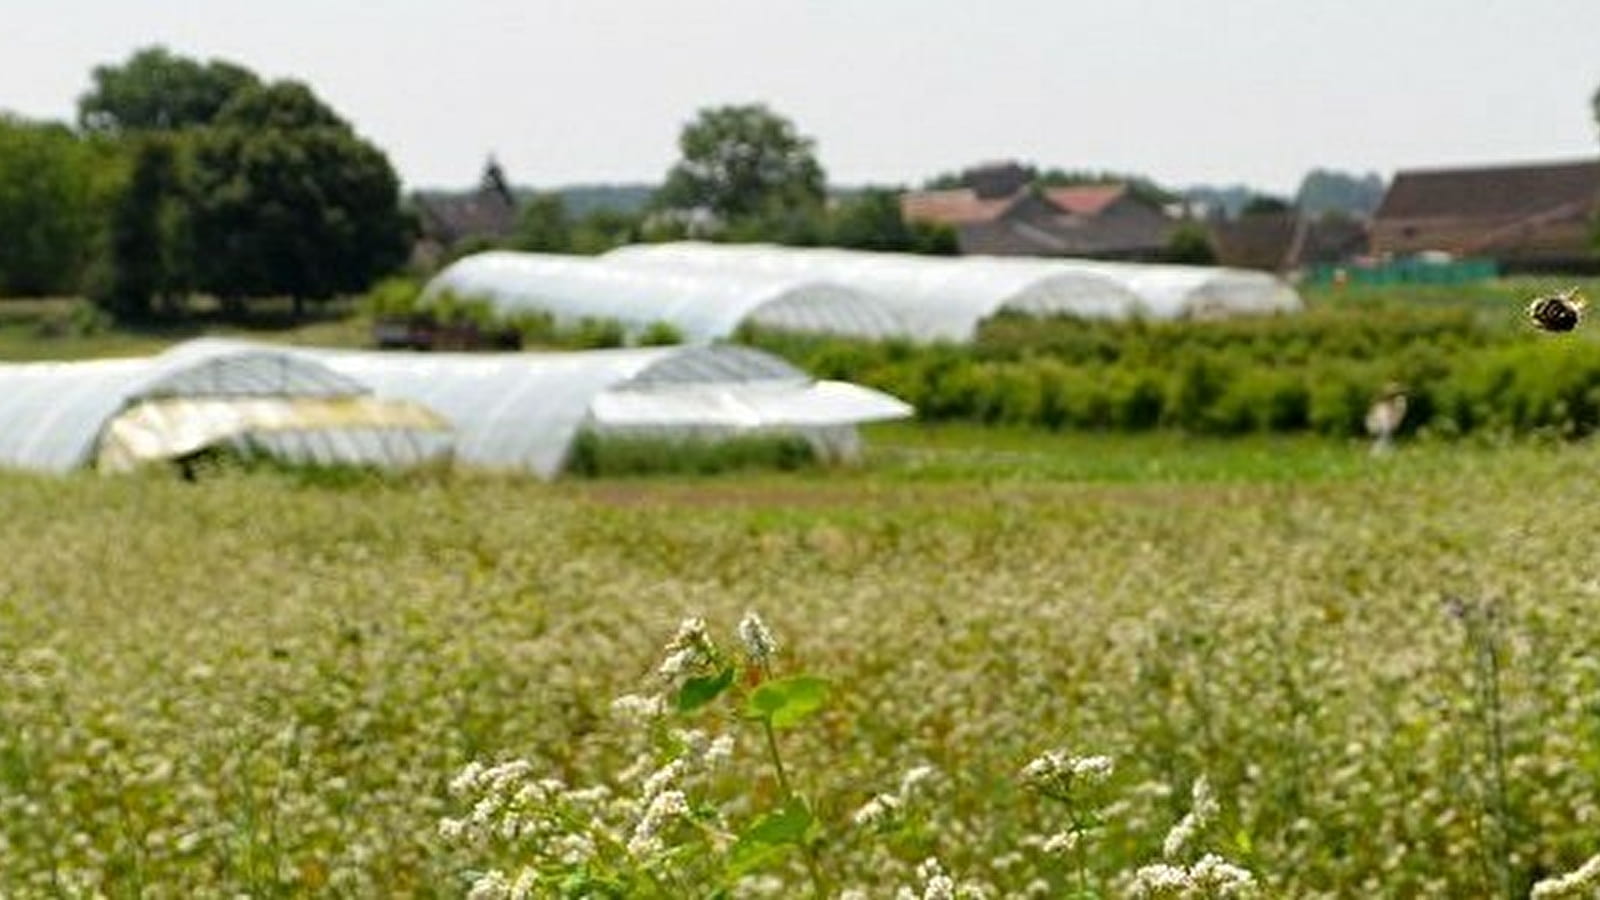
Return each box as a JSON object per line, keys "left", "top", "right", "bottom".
{"left": 743, "top": 675, "right": 830, "bottom": 729}
{"left": 727, "top": 799, "right": 813, "bottom": 875}
{"left": 676, "top": 666, "right": 735, "bottom": 713}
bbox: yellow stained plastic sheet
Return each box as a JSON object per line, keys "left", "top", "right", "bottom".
{"left": 96, "top": 395, "right": 449, "bottom": 471}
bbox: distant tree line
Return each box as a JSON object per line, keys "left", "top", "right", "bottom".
{"left": 501, "top": 103, "right": 958, "bottom": 258}
{"left": 0, "top": 46, "right": 407, "bottom": 320}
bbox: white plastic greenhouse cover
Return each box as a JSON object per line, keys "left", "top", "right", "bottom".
{"left": 0, "top": 342, "right": 450, "bottom": 473}
{"left": 604, "top": 242, "right": 1147, "bottom": 340}
{"left": 1059, "top": 260, "right": 1302, "bottom": 319}
{"left": 604, "top": 242, "right": 1302, "bottom": 339}
{"left": 201, "top": 340, "right": 913, "bottom": 478}
{"left": 422, "top": 250, "right": 909, "bottom": 342}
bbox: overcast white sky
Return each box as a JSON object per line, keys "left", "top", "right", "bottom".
{"left": 6, "top": 0, "right": 1599, "bottom": 194}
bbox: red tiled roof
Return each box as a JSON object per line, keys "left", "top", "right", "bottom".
{"left": 900, "top": 188, "right": 1019, "bottom": 225}
{"left": 1043, "top": 184, "right": 1126, "bottom": 216}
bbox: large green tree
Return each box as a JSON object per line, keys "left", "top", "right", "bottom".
{"left": 0, "top": 116, "right": 109, "bottom": 296}
{"left": 93, "top": 136, "right": 188, "bottom": 318}
{"left": 656, "top": 104, "right": 825, "bottom": 221}
{"left": 513, "top": 193, "right": 572, "bottom": 252}
{"left": 78, "top": 46, "right": 259, "bottom": 133}
{"left": 826, "top": 189, "right": 958, "bottom": 254}
{"left": 186, "top": 81, "right": 409, "bottom": 314}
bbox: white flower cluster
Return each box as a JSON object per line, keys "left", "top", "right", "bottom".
{"left": 737, "top": 610, "right": 779, "bottom": 665}
{"left": 466, "top": 866, "right": 538, "bottom": 900}
{"left": 1126, "top": 853, "right": 1257, "bottom": 898}
{"left": 1532, "top": 852, "right": 1600, "bottom": 899}
{"left": 896, "top": 857, "right": 957, "bottom": 900}
{"left": 1162, "top": 775, "right": 1219, "bottom": 859}
{"left": 1041, "top": 829, "right": 1080, "bottom": 856}
{"left": 610, "top": 692, "right": 666, "bottom": 723}
{"left": 657, "top": 615, "right": 713, "bottom": 680}
{"left": 852, "top": 763, "right": 941, "bottom": 831}
{"left": 439, "top": 760, "right": 566, "bottom": 847}
{"left": 627, "top": 789, "right": 690, "bottom": 857}
{"left": 1020, "top": 749, "right": 1114, "bottom": 798}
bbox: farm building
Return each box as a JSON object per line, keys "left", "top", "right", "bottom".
{"left": 0, "top": 342, "right": 450, "bottom": 474}
{"left": 422, "top": 251, "right": 909, "bottom": 342}
{"left": 1370, "top": 158, "right": 1600, "bottom": 271}
{"left": 605, "top": 242, "right": 1300, "bottom": 341}
{"left": 900, "top": 162, "right": 1177, "bottom": 259}
{"left": 195, "top": 339, "right": 913, "bottom": 478}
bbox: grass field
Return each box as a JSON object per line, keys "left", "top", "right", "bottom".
{"left": 3, "top": 426, "right": 1600, "bottom": 897}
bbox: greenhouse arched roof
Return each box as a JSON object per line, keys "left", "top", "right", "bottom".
{"left": 422, "top": 251, "right": 909, "bottom": 342}
{"left": 0, "top": 342, "right": 448, "bottom": 473}
{"left": 604, "top": 243, "right": 1150, "bottom": 341}
{"left": 1059, "top": 260, "right": 1302, "bottom": 319}
{"left": 222, "top": 341, "right": 913, "bottom": 478}
{"left": 604, "top": 242, "right": 1302, "bottom": 339}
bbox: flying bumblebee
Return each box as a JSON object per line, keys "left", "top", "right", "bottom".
{"left": 1527, "top": 287, "right": 1587, "bottom": 333}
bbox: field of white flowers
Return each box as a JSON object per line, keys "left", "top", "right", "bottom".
{"left": 3, "top": 435, "right": 1600, "bottom": 897}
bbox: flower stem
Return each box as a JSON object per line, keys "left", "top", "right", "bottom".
{"left": 760, "top": 715, "right": 827, "bottom": 899}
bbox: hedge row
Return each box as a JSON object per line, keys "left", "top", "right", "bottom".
{"left": 748, "top": 311, "right": 1600, "bottom": 438}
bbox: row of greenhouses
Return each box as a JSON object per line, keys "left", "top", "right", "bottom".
{"left": 0, "top": 339, "right": 911, "bottom": 477}
{"left": 423, "top": 243, "right": 1303, "bottom": 343}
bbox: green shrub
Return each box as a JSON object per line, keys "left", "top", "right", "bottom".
{"left": 566, "top": 430, "right": 820, "bottom": 477}
{"left": 637, "top": 320, "right": 685, "bottom": 346}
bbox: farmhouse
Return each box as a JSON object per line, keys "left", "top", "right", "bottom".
{"left": 900, "top": 163, "right": 1176, "bottom": 259}
{"left": 410, "top": 158, "right": 520, "bottom": 263}
{"left": 1370, "top": 158, "right": 1600, "bottom": 271}
{"left": 1210, "top": 212, "right": 1369, "bottom": 273}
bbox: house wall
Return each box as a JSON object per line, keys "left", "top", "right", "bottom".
{"left": 1371, "top": 213, "right": 1595, "bottom": 267}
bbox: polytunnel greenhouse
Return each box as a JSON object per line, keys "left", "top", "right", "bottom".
{"left": 604, "top": 242, "right": 1303, "bottom": 341}
{"left": 0, "top": 342, "right": 450, "bottom": 474}
{"left": 196, "top": 339, "right": 914, "bottom": 478}
{"left": 422, "top": 251, "right": 909, "bottom": 342}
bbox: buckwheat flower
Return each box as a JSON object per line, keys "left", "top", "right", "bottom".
{"left": 628, "top": 789, "right": 689, "bottom": 857}
{"left": 707, "top": 734, "right": 735, "bottom": 766}
{"left": 1533, "top": 851, "right": 1600, "bottom": 899}
{"left": 1021, "top": 750, "right": 1064, "bottom": 785}
{"left": 1127, "top": 862, "right": 1190, "bottom": 897}
{"left": 671, "top": 615, "right": 708, "bottom": 648}
{"left": 852, "top": 792, "right": 901, "bottom": 828}
{"left": 1070, "top": 755, "right": 1114, "bottom": 785}
{"left": 899, "top": 764, "right": 938, "bottom": 799}
{"left": 642, "top": 758, "right": 686, "bottom": 801}
{"left": 1188, "top": 854, "right": 1255, "bottom": 896}
{"left": 554, "top": 833, "right": 595, "bottom": 867}
{"left": 449, "top": 761, "right": 485, "bottom": 797}
{"left": 611, "top": 693, "right": 665, "bottom": 721}
{"left": 737, "top": 610, "right": 778, "bottom": 664}
{"left": 657, "top": 647, "right": 699, "bottom": 679}
{"left": 1021, "top": 749, "right": 1114, "bottom": 796}
{"left": 914, "top": 857, "right": 957, "bottom": 900}
{"left": 674, "top": 728, "right": 712, "bottom": 759}
{"left": 437, "top": 817, "right": 467, "bottom": 843}
{"left": 1041, "top": 830, "right": 1080, "bottom": 856}
{"left": 1163, "top": 776, "right": 1217, "bottom": 859}
{"left": 467, "top": 870, "right": 511, "bottom": 900}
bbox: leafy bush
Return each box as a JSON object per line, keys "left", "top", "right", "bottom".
{"left": 565, "top": 431, "right": 819, "bottom": 477}
{"left": 744, "top": 302, "right": 1600, "bottom": 439}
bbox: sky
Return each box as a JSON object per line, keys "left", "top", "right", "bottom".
{"left": 5, "top": 0, "right": 1600, "bottom": 195}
